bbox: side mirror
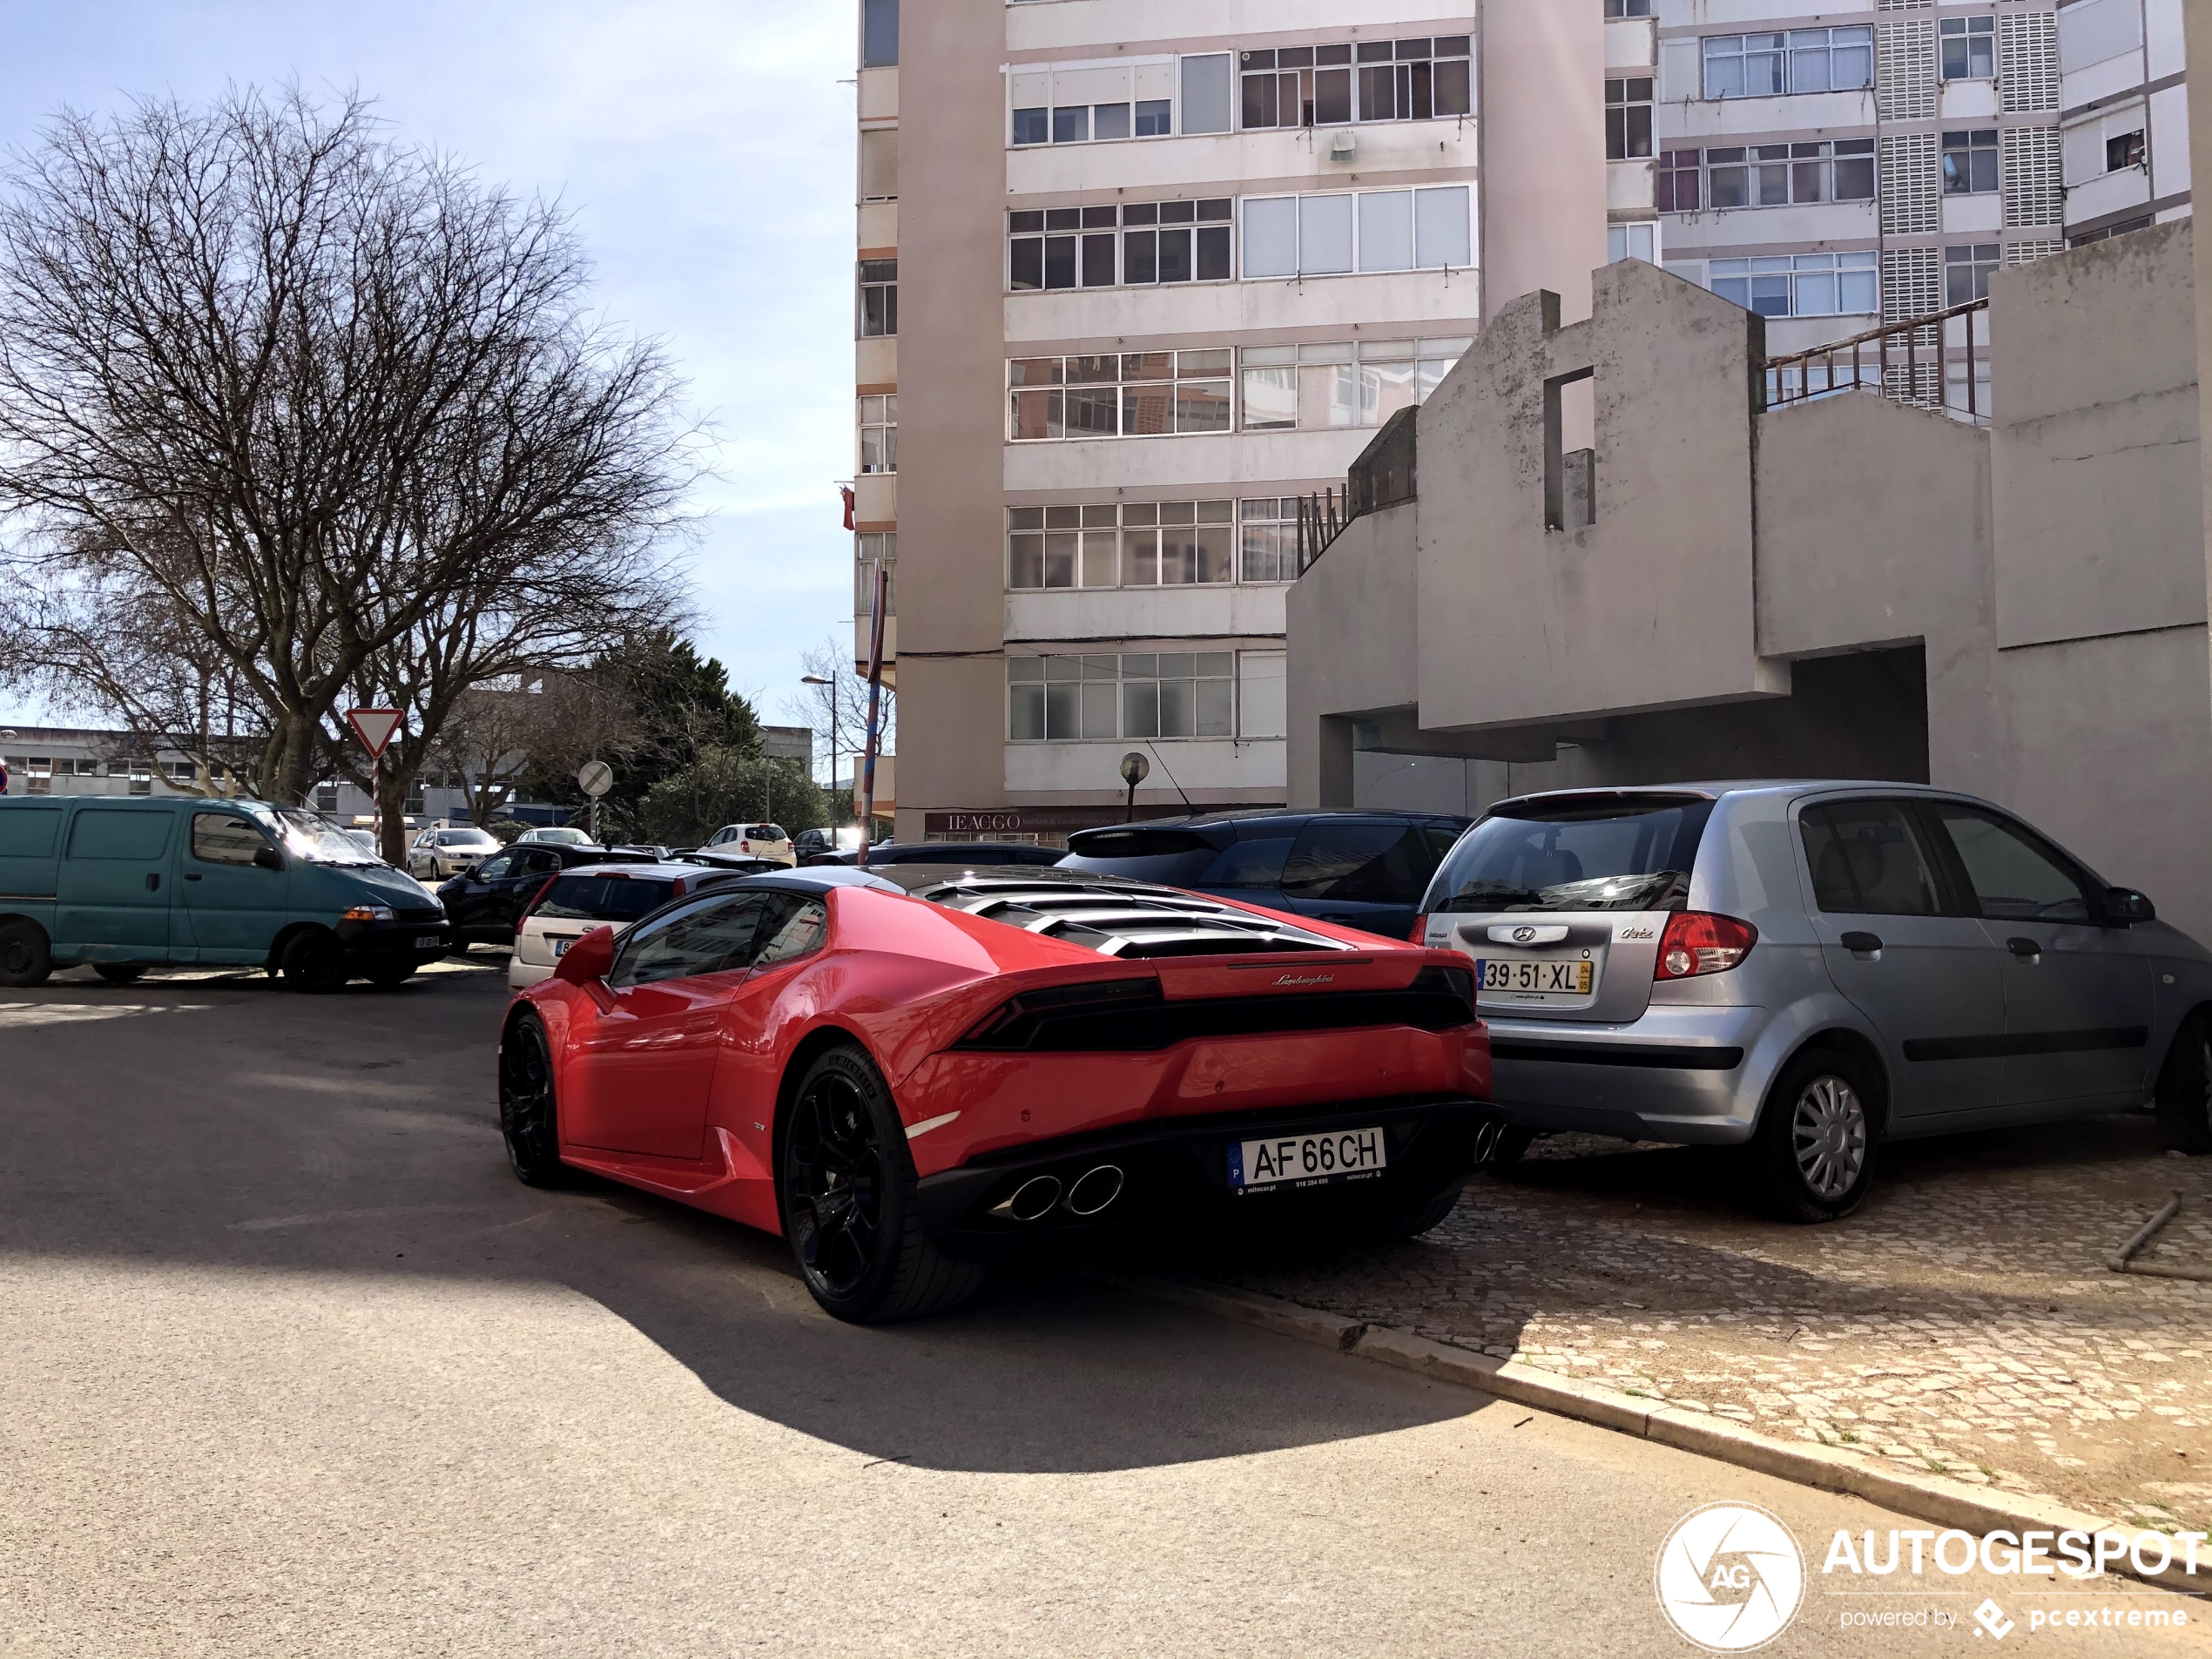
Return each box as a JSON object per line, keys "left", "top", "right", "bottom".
{"left": 253, "top": 846, "right": 285, "bottom": 872}
{"left": 2101, "top": 887, "right": 2156, "bottom": 927}
{"left": 554, "top": 925, "right": 617, "bottom": 986}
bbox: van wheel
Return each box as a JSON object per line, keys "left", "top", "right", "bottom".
{"left": 0, "top": 919, "right": 52, "bottom": 988}
{"left": 1751, "top": 1047, "right": 1878, "bottom": 1223}
{"left": 93, "top": 964, "right": 147, "bottom": 985}
{"left": 280, "top": 929, "right": 349, "bottom": 994}
{"left": 2155, "top": 1012, "right": 2212, "bottom": 1155}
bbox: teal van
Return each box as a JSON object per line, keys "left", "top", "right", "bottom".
{"left": 0, "top": 796, "right": 450, "bottom": 991}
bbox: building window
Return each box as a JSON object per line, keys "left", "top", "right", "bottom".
{"left": 1238, "top": 500, "right": 1298, "bottom": 583}
{"left": 860, "top": 0, "right": 897, "bottom": 69}
{"left": 1238, "top": 338, "right": 1468, "bottom": 432}
{"left": 1007, "top": 502, "right": 1234, "bottom": 591}
{"left": 1238, "top": 37, "right": 1468, "bottom": 131}
{"left": 857, "top": 259, "right": 897, "bottom": 337}
{"left": 1606, "top": 78, "right": 1652, "bottom": 160}
{"left": 1011, "top": 106, "right": 1049, "bottom": 146}
{"left": 1608, "top": 222, "right": 1658, "bottom": 264}
{"left": 2070, "top": 215, "right": 2152, "bottom": 247}
{"left": 1008, "top": 351, "right": 1231, "bottom": 442}
{"left": 1604, "top": 0, "right": 1653, "bottom": 16}
{"left": 855, "top": 532, "right": 896, "bottom": 617}
{"left": 1656, "top": 151, "right": 1702, "bottom": 212}
{"left": 1709, "top": 252, "right": 1878, "bottom": 318}
{"left": 1241, "top": 185, "right": 1472, "bottom": 278}
{"left": 1008, "top": 199, "right": 1231, "bottom": 293}
{"left": 1008, "top": 653, "right": 1235, "bottom": 743}
{"left": 1939, "top": 17, "right": 1993, "bottom": 81}
{"left": 1945, "top": 244, "right": 2000, "bottom": 306}
{"left": 2107, "top": 130, "right": 2146, "bottom": 172}
{"left": 858, "top": 395, "right": 896, "bottom": 474}
{"left": 126, "top": 762, "right": 152, "bottom": 796}
{"left": 1181, "top": 53, "right": 1233, "bottom": 136}
{"left": 1942, "top": 130, "right": 2000, "bottom": 194}
{"left": 1703, "top": 139, "right": 1876, "bottom": 208}
{"left": 1703, "top": 28, "right": 1871, "bottom": 98}
{"left": 316, "top": 783, "right": 339, "bottom": 813}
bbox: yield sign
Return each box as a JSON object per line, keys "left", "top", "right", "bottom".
{"left": 347, "top": 707, "right": 403, "bottom": 759}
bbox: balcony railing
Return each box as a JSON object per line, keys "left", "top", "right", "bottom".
{"left": 1763, "top": 296, "right": 1991, "bottom": 426}
{"left": 1294, "top": 407, "right": 1419, "bottom": 575}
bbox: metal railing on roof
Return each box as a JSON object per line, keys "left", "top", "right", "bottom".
{"left": 1763, "top": 296, "right": 1992, "bottom": 426}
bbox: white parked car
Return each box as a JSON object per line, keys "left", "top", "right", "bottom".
{"left": 515, "top": 825, "right": 596, "bottom": 847}
{"left": 408, "top": 826, "right": 501, "bottom": 881}
{"left": 508, "top": 862, "right": 738, "bottom": 988}
{"left": 703, "top": 821, "right": 796, "bottom": 866}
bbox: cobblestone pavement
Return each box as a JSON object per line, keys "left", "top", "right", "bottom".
{"left": 1184, "top": 1112, "right": 2212, "bottom": 1536}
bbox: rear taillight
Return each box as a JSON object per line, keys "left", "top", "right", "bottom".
{"left": 956, "top": 977, "right": 1163, "bottom": 1049}
{"left": 1408, "top": 914, "right": 1430, "bottom": 944}
{"left": 1655, "top": 911, "right": 1757, "bottom": 980}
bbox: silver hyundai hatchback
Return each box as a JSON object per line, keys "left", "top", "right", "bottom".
{"left": 1414, "top": 783, "right": 2212, "bottom": 1221}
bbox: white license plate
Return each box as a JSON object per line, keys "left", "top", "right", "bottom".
{"left": 414, "top": 934, "right": 442, "bottom": 949}
{"left": 1476, "top": 958, "right": 1595, "bottom": 1000}
{"left": 1228, "top": 1126, "right": 1387, "bottom": 1191}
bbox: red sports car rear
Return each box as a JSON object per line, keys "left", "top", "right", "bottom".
{"left": 499, "top": 867, "right": 1500, "bottom": 1322}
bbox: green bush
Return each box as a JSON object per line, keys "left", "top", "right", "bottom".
{"left": 631, "top": 748, "right": 826, "bottom": 847}
{"left": 485, "top": 819, "right": 533, "bottom": 845}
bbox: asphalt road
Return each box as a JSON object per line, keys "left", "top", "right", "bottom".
{"left": 2, "top": 961, "right": 2206, "bottom": 1657}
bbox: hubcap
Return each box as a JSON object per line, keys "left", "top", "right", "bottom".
{"left": 1791, "top": 1074, "right": 1866, "bottom": 1201}
{"left": 498, "top": 1027, "right": 556, "bottom": 1170}
{"left": 786, "top": 1073, "right": 884, "bottom": 1298}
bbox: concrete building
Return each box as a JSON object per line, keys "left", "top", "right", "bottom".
{"left": 1285, "top": 215, "right": 2212, "bottom": 937}
{"left": 857, "top": 1, "right": 1605, "bottom": 845}
{"left": 2061, "top": 0, "right": 2192, "bottom": 244}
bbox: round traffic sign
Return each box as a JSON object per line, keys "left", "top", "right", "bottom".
{"left": 577, "top": 759, "right": 614, "bottom": 799}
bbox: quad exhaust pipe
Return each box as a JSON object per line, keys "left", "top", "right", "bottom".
{"left": 990, "top": 1163, "right": 1125, "bottom": 1223}
{"left": 1474, "top": 1121, "right": 1503, "bottom": 1163}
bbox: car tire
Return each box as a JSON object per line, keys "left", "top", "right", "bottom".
{"left": 365, "top": 963, "right": 415, "bottom": 990}
{"left": 0, "top": 919, "right": 53, "bottom": 988}
{"left": 93, "top": 964, "right": 147, "bottom": 985}
{"left": 499, "top": 1012, "right": 571, "bottom": 1186}
{"left": 779, "top": 1044, "right": 986, "bottom": 1324}
{"left": 1751, "top": 1046, "right": 1878, "bottom": 1223}
{"left": 280, "top": 928, "right": 349, "bottom": 994}
{"left": 2155, "top": 1011, "right": 2212, "bottom": 1156}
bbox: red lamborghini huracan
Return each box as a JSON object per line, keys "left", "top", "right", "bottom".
{"left": 498, "top": 867, "right": 1500, "bottom": 1323}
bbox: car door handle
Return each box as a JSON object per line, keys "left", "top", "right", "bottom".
{"left": 184, "top": 873, "right": 202, "bottom": 881}
{"left": 145, "top": 873, "right": 160, "bottom": 892}
{"left": 1840, "top": 931, "right": 1883, "bottom": 954}
{"left": 2007, "top": 936, "right": 2042, "bottom": 960}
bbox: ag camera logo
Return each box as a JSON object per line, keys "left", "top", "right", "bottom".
{"left": 1656, "top": 1502, "right": 1806, "bottom": 1652}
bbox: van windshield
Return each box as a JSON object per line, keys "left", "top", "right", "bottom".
{"left": 1424, "top": 798, "right": 1713, "bottom": 914}
{"left": 240, "top": 806, "right": 380, "bottom": 867}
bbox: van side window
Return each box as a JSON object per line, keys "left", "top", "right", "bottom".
{"left": 66, "top": 809, "right": 172, "bottom": 860}
{"left": 192, "top": 814, "right": 268, "bottom": 867}
{"left": 1799, "top": 801, "right": 1944, "bottom": 916}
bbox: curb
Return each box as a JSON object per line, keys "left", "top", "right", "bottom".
{"left": 1093, "top": 1269, "right": 2209, "bottom": 1598}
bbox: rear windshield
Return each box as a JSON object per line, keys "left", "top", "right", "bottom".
{"left": 535, "top": 873, "right": 677, "bottom": 921}
{"left": 747, "top": 824, "right": 786, "bottom": 840}
{"left": 1058, "top": 827, "right": 1222, "bottom": 887}
{"left": 1422, "top": 798, "right": 1713, "bottom": 914}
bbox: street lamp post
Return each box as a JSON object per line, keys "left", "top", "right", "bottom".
{"left": 801, "top": 673, "right": 840, "bottom": 829}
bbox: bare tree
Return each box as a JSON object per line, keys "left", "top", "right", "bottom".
{"left": 787, "top": 637, "right": 895, "bottom": 821}
{"left": 428, "top": 672, "right": 641, "bottom": 833}
{"left": 0, "top": 86, "right": 692, "bottom": 805}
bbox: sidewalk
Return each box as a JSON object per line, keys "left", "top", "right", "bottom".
{"left": 1185, "top": 1111, "right": 2212, "bottom": 1538}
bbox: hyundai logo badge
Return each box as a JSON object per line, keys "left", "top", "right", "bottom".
{"left": 1512, "top": 925, "right": 1537, "bottom": 944}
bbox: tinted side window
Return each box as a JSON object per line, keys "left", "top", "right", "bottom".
{"left": 475, "top": 851, "right": 515, "bottom": 880}
{"left": 1798, "top": 801, "right": 1944, "bottom": 916}
{"left": 0, "top": 806, "right": 64, "bottom": 858}
{"left": 521, "top": 849, "right": 562, "bottom": 877}
{"left": 1204, "top": 836, "right": 1293, "bottom": 887}
{"left": 1282, "top": 822, "right": 1438, "bottom": 905}
{"left": 192, "top": 813, "right": 267, "bottom": 867}
{"left": 613, "top": 895, "right": 765, "bottom": 988}
{"left": 66, "top": 809, "right": 172, "bottom": 860}
{"left": 1926, "top": 805, "right": 2089, "bottom": 924}
{"left": 752, "top": 895, "right": 828, "bottom": 968}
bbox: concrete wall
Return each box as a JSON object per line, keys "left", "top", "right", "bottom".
{"left": 1480, "top": 0, "right": 1606, "bottom": 325}
{"left": 1284, "top": 502, "right": 1420, "bottom": 809}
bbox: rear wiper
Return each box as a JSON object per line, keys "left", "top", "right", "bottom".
{"left": 1436, "top": 883, "right": 1543, "bottom": 913}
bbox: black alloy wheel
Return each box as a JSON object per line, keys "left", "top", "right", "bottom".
{"left": 2155, "top": 1011, "right": 2212, "bottom": 1156}
{"left": 280, "top": 928, "right": 349, "bottom": 994}
{"left": 0, "top": 919, "right": 52, "bottom": 988}
{"left": 779, "top": 1045, "right": 985, "bottom": 1324}
{"left": 498, "top": 1013, "right": 569, "bottom": 1185}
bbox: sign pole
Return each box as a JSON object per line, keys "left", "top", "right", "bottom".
{"left": 857, "top": 560, "right": 889, "bottom": 867}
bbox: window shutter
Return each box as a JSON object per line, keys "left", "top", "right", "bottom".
{"left": 2005, "top": 238, "right": 2063, "bottom": 266}
{"left": 1876, "top": 19, "right": 1937, "bottom": 121}
{"left": 1881, "top": 246, "right": 1939, "bottom": 321}
{"left": 2002, "top": 125, "right": 2062, "bottom": 228}
{"left": 859, "top": 130, "right": 899, "bottom": 202}
{"left": 1878, "top": 132, "right": 1939, "bottom": 234}
{"left": 1998, "top": 11, "right": 2059, "bottom": 113}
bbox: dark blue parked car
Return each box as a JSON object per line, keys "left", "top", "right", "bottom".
{"left": 1059, "top": 810, "right": 1472, "bottom": 941}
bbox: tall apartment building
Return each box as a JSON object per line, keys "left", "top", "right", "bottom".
{"left": 853, "top": 1, "right": 1603, "bottom": 845}
{"left": 1605, "top": 0, "right": 2186, "bottom": 399}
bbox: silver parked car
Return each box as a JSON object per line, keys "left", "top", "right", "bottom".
{"left": 1414, "top": 783, "right": 2212, "bottom": 1221}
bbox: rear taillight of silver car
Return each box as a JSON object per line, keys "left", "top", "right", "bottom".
{"left": 1654, "top": 911, "right": 1757, "bottom": 980}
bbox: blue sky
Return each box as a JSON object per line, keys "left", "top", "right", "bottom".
{"left": 0, "top": 1, "right": 854, "bottom": 733}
